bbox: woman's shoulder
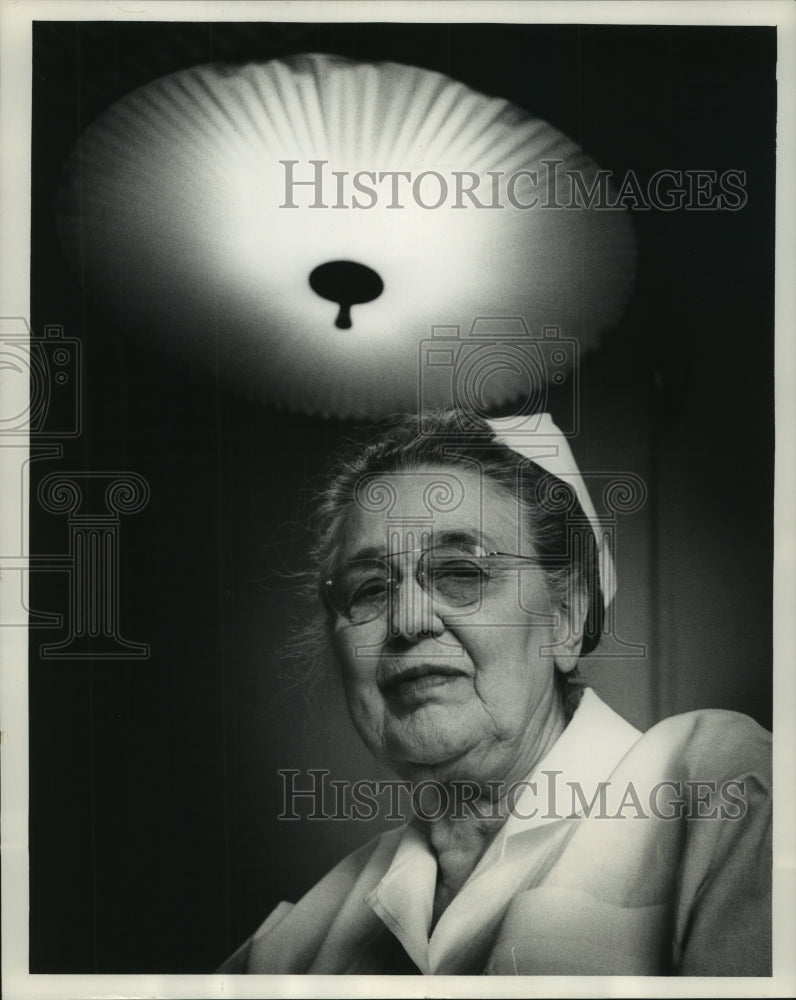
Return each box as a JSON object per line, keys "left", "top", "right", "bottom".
{"left": 219, "top": 823, "right": 408, "bottom": 973}
{"left": 632, "top": 705, "right": 771, "bottom": 786}
{"left": 288, "top": 821, "right": 408, "bottom": 905}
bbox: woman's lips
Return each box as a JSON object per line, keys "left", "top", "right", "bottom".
{"left": 380, "top": 664, "right": 468, "bottom": 704}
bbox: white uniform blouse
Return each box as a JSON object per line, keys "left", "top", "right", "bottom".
{"left": 221, "top": 689, "right": 771, "bottom": 976}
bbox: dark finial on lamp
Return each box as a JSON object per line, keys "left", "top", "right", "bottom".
{"left": 309, "top": 260, "right": 384, "bottom": 330}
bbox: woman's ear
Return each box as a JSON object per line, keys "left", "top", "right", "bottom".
{"left": 553, "top": 582, "right": 588, "bottom": 675}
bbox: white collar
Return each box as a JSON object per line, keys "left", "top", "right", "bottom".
{"left": 365, "top": 689, "right": 642, "bottom": 973}
{"left": 497, "top": 687, "right": 642, "bottom": 846}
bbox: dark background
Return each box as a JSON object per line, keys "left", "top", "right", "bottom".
{"left": 30, "top": 21, "right": 775, "bottom": 972}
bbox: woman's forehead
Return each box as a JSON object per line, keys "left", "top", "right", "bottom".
{"left": 341, "top": 463, "right": 523, "bottom": 554}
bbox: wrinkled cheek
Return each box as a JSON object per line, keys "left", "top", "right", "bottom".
{"left": 344, "top": 684, "right": 387, "bottom": 752}
{"left": 470, "top": 676, "right": 536, "bottom": 740}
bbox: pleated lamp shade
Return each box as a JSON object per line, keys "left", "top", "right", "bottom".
{"left": 58, "top": 54, "right": 636, "bottom": 417}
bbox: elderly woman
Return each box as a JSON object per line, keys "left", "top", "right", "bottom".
{"left": 222, "top": 409, "right": 771, "bottom": 977}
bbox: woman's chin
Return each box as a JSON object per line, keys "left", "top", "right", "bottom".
{"left": 381, "top": 712, "right": 483, "bottom": 775}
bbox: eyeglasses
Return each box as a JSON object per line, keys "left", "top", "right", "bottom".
{"left": 323, "top": 544, "right": 544, "bottom": 626}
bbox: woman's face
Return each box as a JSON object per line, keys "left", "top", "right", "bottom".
{"left": 330, "top": 463, "right": 576, "bottom": 787}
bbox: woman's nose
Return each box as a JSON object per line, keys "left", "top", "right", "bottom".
{"left": 387, "top": 574, "right": 442, "bottom": 641}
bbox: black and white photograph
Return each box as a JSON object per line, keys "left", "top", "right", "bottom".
{"left": 1, "top": 1, "right": 794, "bottom": 997}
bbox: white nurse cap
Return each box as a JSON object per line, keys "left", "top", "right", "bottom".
{"left": 487, "top": 413, "right": 616, "bottom": 611}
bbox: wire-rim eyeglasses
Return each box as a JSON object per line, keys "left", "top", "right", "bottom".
{"left": 323, "top": 544, "right": 546, "bottom": 626}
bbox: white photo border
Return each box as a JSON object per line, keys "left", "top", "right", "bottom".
{"left": 2, "top": 1, "right": 794, "bottom": 998}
